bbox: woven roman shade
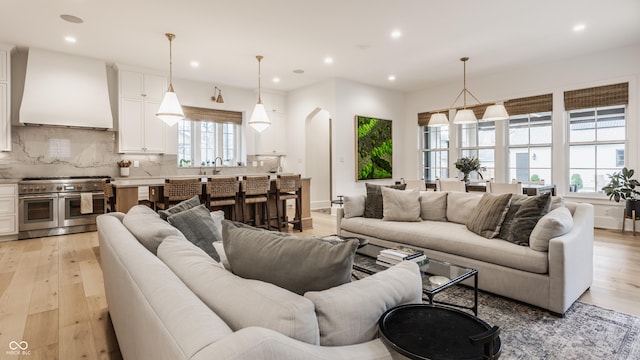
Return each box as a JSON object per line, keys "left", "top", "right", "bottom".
{"left": 417, "top": 110, "right": 447, "bottom": 126}
{"left": 564, "top": 83, "right": 629, "bottom": 111}
{"left": 504, "top": 94, "right": 553, "bottom": 116}
{"left": 182, "top": 106, "right": 243, "bottom": 124}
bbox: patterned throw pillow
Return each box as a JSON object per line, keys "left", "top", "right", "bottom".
{"left": 500, "top": 192, "right": 552, "bottom": 246}
{"left": 364, "top": 183, "right": 407, "bottom": 219}
{"left": 466, "top": 193, "right": 513, "bottom": 238}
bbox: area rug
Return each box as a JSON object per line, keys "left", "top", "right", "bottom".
{"left": 416, "top": 285, "right": 639, "bottom": 360}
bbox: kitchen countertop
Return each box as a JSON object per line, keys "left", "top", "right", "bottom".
{"left": 111, "top": 173, "right": 302, "bottom": 188}
{"left": 0, "top": 179, "right": 19, "bottom": 184}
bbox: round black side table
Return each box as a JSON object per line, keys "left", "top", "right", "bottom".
{"left": 379, "top": 304, "right": 501, "bottom": 360}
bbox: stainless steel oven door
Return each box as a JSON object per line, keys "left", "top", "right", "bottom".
{"left": 58, "top": 191, "right": 106, "bottom": 227}
{"left": 18, "top": 193, "right": 59, "bottom": 231}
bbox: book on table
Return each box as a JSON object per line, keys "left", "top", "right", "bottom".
{"left": 376, "top": 246, "right": 426, "bottom": 268}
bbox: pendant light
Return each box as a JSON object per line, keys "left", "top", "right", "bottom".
{"left": 249, "top": 55, "right": 270, "bottom": 132}
{"left": 431, "top": 57, "right": 509, "bottom": 126}
{"left": 156, "top": 33, "right": 184, "bottom": 127}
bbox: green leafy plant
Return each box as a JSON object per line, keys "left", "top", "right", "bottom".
{"left": 179, "top": 159, "right": 191, "bottom": 167}
{"left": 455, "top": 157, "right": 486, "bottom": 182}
{"left": 602, "top": 167, "right": 640, "bottom": 202}
{"left": 530, "top": 174, "right": 540, "bottom": 182}
{"left": 570, "top": 173, "right": 583, "bottom": 190}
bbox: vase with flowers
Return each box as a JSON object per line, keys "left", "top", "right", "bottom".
{"left": 455, "top": 156, "right": 486, "bottom": 183}
{"left": 118, "top": 160, "right": 132, "bottom": 177}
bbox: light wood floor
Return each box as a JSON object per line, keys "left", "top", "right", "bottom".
{"left": 0, "top": 211, "right": 639, "bottom": 359}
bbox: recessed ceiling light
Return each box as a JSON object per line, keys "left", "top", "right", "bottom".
{"left": 324, "top": 57, "right": 333, "bottom": 64}
{"left": 60, "top": 14, "right": 84, "bottom": 24}
{"left": 272, "top": 77, "right": 280, "bottom": 83}
{"left": 190, "top": 61, "right": 199, "bottom": 68}
{"left": 64, "top": 36, "right": 77, "bottom": 43}
{"left": 573, "top": 24, "right": 586, "bottom": 32}
{"left": 388, "top": 75, "right": 396, "bottom": 81}
{"left": 293, "top": 69, "right": 305, "bottom": 74}
{"left": 391, "top": 30, "right": 402, "bottom": 39}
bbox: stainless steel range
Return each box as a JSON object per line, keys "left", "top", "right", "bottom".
{"left": 18, "top": 176, "right": 110, "bottom": 239}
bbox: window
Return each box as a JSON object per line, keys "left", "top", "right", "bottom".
{"left": 421, "top": 125, "right": 449, "bottom": 180}
{"left": 459, "top": 120, "right": 495, "bottom": 180}
{"left": 507, "top": 112, "right": 552, "bottom": 183}
{"left": 178, "top": 120, "right": 241, "bottom": 167}
{"left": 568, "top": 105, "right": 626, "bottom": 193}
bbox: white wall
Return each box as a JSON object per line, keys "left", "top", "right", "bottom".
{"left": 403, "top": 43, "right": 640, "bottom": 229}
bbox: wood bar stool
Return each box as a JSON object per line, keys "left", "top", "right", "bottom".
{"left": 274, "top": 174, "right": 302, "bottom": 232}
{"left": 240, "top": 175, "right": 271, "bottom": 229}
{"left": 206, "top": 176, "right": 240, "bottom": 220}
{"left": 155, "top": 178, "right": 203, "bottom": 210}
{"left": 102, "top": 178, "right": 115, "bottom": 212}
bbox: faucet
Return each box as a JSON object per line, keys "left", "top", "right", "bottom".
{"left": 213, "top": 157, "right": 223, "bottom": 174}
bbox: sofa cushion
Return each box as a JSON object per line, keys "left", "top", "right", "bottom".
{"left": 343, "top": 194, "right": 366, "bottom": 219}
{"left": 157, "top": 235, "right": 321, "bottom": 345}
{"left": 530, "top": 207, "right": 574, "bottom": 251}
{"left": 122, "top": 205, "right": 182, "bottom": 254}
{"left": 222, "top": 222, "right": 358, "bottom": 295}
{"left": 364, "top": 183, "right": 407, "bottom": 219}
{"left": 419, "top": 191, "right": 448, "bottom": 221}
{"left": 446, "top": 191, "right": 483, "bottom": 224}
{"left": 340, "top": 217, "right": 548, "bottom": 273}
{"left": 501, "top": 192, "right": 552, "bottom": 246}
{"left": 167, "top": 204, "right": 222, "bottom": 262}
{"left": 304, "top": 261, "right": 422, "bottom": 346}
{"left": 381, "top": 187, "right": 421, "bottom": 222}
{"left": 158, "top": 195, "right": 201, "bottom": 220}
{"left": 466, "top": 193, "right": 512, "bottom": 238}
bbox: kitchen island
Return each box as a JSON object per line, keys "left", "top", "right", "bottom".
{"left": 111, "top": 175, "right": 313, "bottom": 230}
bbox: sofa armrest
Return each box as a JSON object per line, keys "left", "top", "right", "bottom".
{"left": 192, "top": 326, "right": 395, "bottom": 360}
{"left": 548, "top": 203, "right": 594, "bottom": 314}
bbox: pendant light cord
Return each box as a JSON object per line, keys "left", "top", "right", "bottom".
{"left": 256, "top": 55, "right": 263, "bottom": 104}
{"left": 166, "top": 33, "right": 175, "bottom": 91}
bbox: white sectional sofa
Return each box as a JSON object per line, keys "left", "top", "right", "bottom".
{"left": 337, "top": 190, "right": 594, "bottom": 315}
{"left": 97, "top": 205, "right": 423, "bottom": 360}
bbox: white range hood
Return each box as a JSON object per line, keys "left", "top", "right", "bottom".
{"left": 19, "top": 48, "right": 113, "bottom": 129}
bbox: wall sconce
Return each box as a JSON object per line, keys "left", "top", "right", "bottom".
{"left": 212, "top": 86, "right": 224, "bottom": 103}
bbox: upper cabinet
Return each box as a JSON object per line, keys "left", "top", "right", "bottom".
{"left": 0, "top": 44, "right": 13, "bottom": 151}
{"left": 118, "top": 68, "right": 177, "bottom": 154}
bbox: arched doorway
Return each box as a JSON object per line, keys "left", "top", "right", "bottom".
{"left": 305, "top": 108, "right": 332, "bottom": 210}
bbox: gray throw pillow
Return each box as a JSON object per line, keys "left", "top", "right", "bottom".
{"left": 122, "top": 205, "right": 182, "bottom": 254}
{"left": 500, "top": 192, "right": 552, "bottom": 246}
{"left": 381, "top": 187, "right": 421, "bottom": 222}
{"left": 466, "top": 193, "right": 513, "bottom": 238}
{"left": 167, "top": 204, "right": 222, "bottom": 261}
{"left": 364, "top": 183, "right": 407, "bottom": 219}
{"left": 159, "top": 195, "right": 201, "bottom": 220}
{"left": 222, "top": 221, "right": 359, "bottom": 295}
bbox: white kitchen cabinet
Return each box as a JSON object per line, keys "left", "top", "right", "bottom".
{"left": 0, "top": 184, "right": 18, "bottom": 239}
{"left": 118, "top": 69, "right": 172, "bottom": 153}
{"left": 0, "top": 45, "right": 12, "bottom": 152}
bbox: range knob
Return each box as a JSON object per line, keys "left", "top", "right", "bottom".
{"left": 77, "top": 185, "right": 83, "bottom": 190}
{"left": 28, "top": 187, "right": 34, "bottom": 192}
{"left": 57, "top": 186, "right": 63, "bottom": 191}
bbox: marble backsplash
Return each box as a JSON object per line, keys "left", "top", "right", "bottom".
{"left": 0, "top": 126, "right": 278, "bottom": 179}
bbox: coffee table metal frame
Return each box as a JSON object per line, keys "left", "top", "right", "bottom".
{"left": 354, "top": 243, "right": 479, "bottom": 316}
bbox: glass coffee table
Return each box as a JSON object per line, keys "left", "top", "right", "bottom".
{"left": 354, "top": 243, "right": 479, "bottom": 316}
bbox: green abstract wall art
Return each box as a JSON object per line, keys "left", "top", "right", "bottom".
{"left": 355, "top": 115, "right": 392, "bottom": 180}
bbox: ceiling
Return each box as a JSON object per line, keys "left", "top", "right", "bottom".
{"left": 1, "top": 0, "right": 639, "bottom": 93}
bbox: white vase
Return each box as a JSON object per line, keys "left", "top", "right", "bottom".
{"left": 120, "top": 167, "right": 130, "bottom": 177}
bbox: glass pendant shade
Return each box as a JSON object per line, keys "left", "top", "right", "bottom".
{"left": 250, "top": 102, "right": 270, "bottom": 132}
{"left": 453, "top": 109, "right": 477, "bottom": 124}
{"left": 482, "top": 104, "right": 509, "bottom": 121}
{"left": 157, "top": 90, "right": 184, "bottom": 126}
{"left": 428, "top": 113, "right": 449, "bottom": 127}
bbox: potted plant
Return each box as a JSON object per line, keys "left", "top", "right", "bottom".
{"left": 117, "top": 160, "right": 132, "bottom": 177}
{"left": 454, "top": 156, "right": 486, "bottom": 183}
{"left": 602, "top": 167, "right": 640, "bottom": 218}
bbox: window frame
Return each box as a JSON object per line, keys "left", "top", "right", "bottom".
{"left": 177, "top": 119, "right": 242, "bottom": 167}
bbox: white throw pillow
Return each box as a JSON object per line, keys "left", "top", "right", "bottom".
{"left": 209, "top": 210, "right": 225, "bottom": 240}
{"left": 529, "top": 206, "right": 573, "bottom": 251}
{"left": 419, "top": 191, "right": 448, "bottom": 221}
{"left": 304, "top": 261, "right": 422, "bottom": 346}
{"left": 446, "top": 192, "right": 483, "bottom": 224}
{"left": 381, "top": 187, "right": 421, "bottom": 222}
{"left": 212, "top": 241, "right": 230, "bottom": 269}
{"left": 343, "top": 194, "right": 366, "bottom": 218}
